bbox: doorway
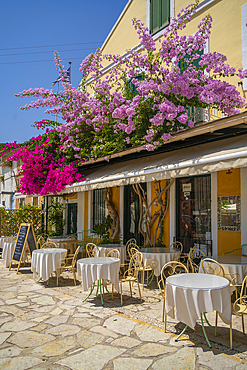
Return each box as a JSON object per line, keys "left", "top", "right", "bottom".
{"left": 176, "top": 175, "right": 212, "bottom": 254}
{"left": 124, "top": 183, "right": 146, "bottom": 245}
{"left": 67, "top": 203, "right": 78, "bottom": 235}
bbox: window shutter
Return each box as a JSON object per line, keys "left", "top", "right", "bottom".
{"left": 150, "top": 0, "right": 160, "bottom": 35}
{"left": 161, "top": 0, "right": 170, "bottom": 29}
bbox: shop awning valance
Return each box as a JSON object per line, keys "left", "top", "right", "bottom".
{"left": 62, "top": 134, "right": 247, "bottom": 193}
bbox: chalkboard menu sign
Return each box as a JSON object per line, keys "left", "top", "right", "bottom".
{"left": 9, "top": 223, "right": 38, "bottom": 273}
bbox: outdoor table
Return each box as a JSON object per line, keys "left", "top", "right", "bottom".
{"left": 77, "top": 256, "right": 120, "bottom": 305}
{"left": 139, "top": 247, "right": 181, "bottom": 276}
{"left": 97, "top": 244, "right": 126, "bottom": 265}
{"left": 0, "top": 237, "right": 14, "bottom": 251}
{"left": 2, "top": 241, "right": 27, "bottom": 268}
{"left": 165, "top": 273, "right": 231, "bottom": 348}
{"left": 31, "top": 248, "right": 67, "bottom": 282}
{"left": 199, "top": 255, "right": 247, "bottom": 283}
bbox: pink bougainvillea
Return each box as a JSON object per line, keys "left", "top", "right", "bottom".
{"left": 2, "top": 1, "right": 247, "bottom": 195}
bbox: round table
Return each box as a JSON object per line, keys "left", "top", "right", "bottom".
{"left": 97, "top": 244, "right": 126, "bottom": 265}
{"left": 139, "top": 247, "right": 181, "bottom": 276}
{"left": 0, "top": 237, "right": 14, "bottom": 250}
{"left": 2, "top": 241, "right": 27, "bottom": 268}
{"left": 31, "top": 248, "right": 67, "bottom": 282}
{"left": 77, "top": 256, "right": 120, "bottom": 291}
{"left": 165, "top": 273, "right": 231, "bottom": 330}
{"left": 199, "top": 255, "right": 247, "bottom": 283}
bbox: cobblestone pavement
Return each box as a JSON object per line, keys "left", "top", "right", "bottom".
{"left": 0, "top": 258, "right": 247, "bottom": 370}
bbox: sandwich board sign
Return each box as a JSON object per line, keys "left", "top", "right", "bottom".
{"left": 9, "top": 223, "right": 37, "bottom": 273}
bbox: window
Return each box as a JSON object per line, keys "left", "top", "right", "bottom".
{"left": 150, "top": 0, "right": 170, "bottom": 35}
{"left": 179, "top": 49, "right": 203, "bottom": 124}
{"left": 92, "top": 189, "right": 105, "bottom": 227}
{"left": 124, "top": 74, "right": 144, "bottom": 99}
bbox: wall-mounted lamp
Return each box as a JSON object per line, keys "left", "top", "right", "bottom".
{"left": 226, "top": 169, "right": 232, "bottom": 175}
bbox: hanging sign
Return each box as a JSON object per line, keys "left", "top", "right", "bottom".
{"left": 9, "top": 223, "right": 37, "bottom": 273}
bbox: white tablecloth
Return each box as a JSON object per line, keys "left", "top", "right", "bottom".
{"left": 139, "top": 248, "right": 181, "bottom": 276}
{"left": 2, "top": 241, "right": 27, "bottom": 268}
{"left": 31, "top": 248, "right": 67, "bottom": 281}
{"left": 77, "top": 256, "right": 120, "bottom": 291}
{"left": 97, "top": 244, "right": 126, "bottom": 265}
{"left": 0, "top": 237, "right": 14, "bottom": 250}
{"left": 199, "top": 256, "right": 247, "bottom": 283}
{"left": 165, "top": 273, "right": 231, "bottom": 329}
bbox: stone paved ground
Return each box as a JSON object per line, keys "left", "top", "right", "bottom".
{"left": 0, "top": 258, "right": 247, "bottom": 370}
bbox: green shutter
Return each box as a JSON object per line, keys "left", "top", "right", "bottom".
{"left": 161, "top": 0, "right": 170, "bottom": 29}
{"left": 150, "top": 0, "right": 170, "bottom": 35}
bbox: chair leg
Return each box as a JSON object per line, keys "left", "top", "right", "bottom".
{"left": 129, "top": 281, "right": 132, "bottom": 297}
{"left": 137, "top": 279, "right": 142, "bottom": 302}
{"left": 147, "top": 270, "right": 149, "bottom": 285}
{"left": 162, "top": 299, "right": 165, "bottom": 322}
{"left": 156, "top": 275, "right": 159, "bottom": 288}
{"left": 142, "top": 270, "right": 145, "bottom": 290}
{"left": 215, "top": 311, "right": 218, "bottom": 336}
{"left": 112, "top": 284, "right": 114, "bottom": 300}
{"left": 73, "top": 269, "right": 76, "bottom": 286}
{"left": 242, "top": 314, "right": 245, "bottom": 334}
{"left": 230, "top": 317, "right": 233, "bottom": 350}
{"left": 164, "top": 307, "right": 167, "bottom": 332}
{"left": 120, "top": 282, "right": 123, "bottom": 305}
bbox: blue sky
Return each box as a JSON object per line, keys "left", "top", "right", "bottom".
{"left": 0, "top": 0, "right": 128, "bottom": 143}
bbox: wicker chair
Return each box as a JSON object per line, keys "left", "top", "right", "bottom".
{"left": 41, "top": 241, "right": 58, "bottom": 249}
{"left": 158, "top": 261, "right": 189, "bottom": 331}
{"left": 56, "top": 246, "right": 80, "bottom": 286}
{"left": 86, "top": 243, "right": 99, "bottom": 257}
{"left": 119, "top": 254, "right": 142, "bottom": 305}
{"left": 188, "top": 247, "right": 206, "bottom": 273}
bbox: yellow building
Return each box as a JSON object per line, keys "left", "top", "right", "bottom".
{"left": 60, "top": 0, "right": 247, "bottom": 256}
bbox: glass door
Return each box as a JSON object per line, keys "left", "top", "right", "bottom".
{"left": 176, "top": 176, "right": 211, "bottom": 254}
{"left": 124, "top": 183, "right": 146, "bottom": 246}
{"left": 67, "top": 203, "right": 78, "bottom": 235}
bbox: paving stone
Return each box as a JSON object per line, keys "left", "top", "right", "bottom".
{"left": 46, "top": 324, "right": 81, "bottom": 337}
{"left": 32, "top": 323, "right": 47, "bottom": 332}
{"left": 0, "top": 356, "right": 43, "bottom": 370}
{"left": 45, "top": 315, "right": 69, "bottom": 326}
{"left": 34, "top": 306, "right": 54, "bottom": 313}
{"left": 236, "top": 365, "right": 247, "bottom": 369}
{"left": 0, "top": 305, "right": 24, "bottom": 316}
{"left": 90, "top": 325, "right": 119, "bottom": 338}
{"left": 135, "top": 324, "right": 170, "bottom": 342}
{"left": 5, "top": 299, "right": 25, "bottom": 305}
{"left": 111, "top": 336, "right": 141, "bottom": 348}
{"left": 71, "top": 317, "right": 101, "bottom": 328}
{"left": 56, "top": 344, "right": 126, "bottom": 370}
{"left": 132, "top": 343, "right": 176, "bottom": 357}
{"left": 31, "top": 295, "right": 56, "bottom": 305}
{"left": 89, "top": 308, "right": 115, "bottom": 319}
{"left": 8, "top": 330, "right": 55, "bottom": 348}
{"left": 152, "top": 347, "right": 196, "bottom": 370}
{"left": 196, "top": 347, "right": 241, "bottom": 370}
{"left": 50, "top": 307, "right": 63, "bottom": 315}
{"left": 0, "top": 292, "right": 16, "bottom": 300}
{"left": 76, "top": 330, "right": 104, "bottom": 348}
{"left": 113, "top": 357, "right": 153, "bottom": 370}
{"left": 32, "top": 336, "right": 76, "bottom": 356}
{"left": 103, "top": 315, "right": 137, "bottom": 336}
{"left": 57, "top": 304, "right": 75, "bottom": 311}
{"left": 0, "top": 332, "right": 11, "bottom": 345}
{"left": 0, "top": 346, "right": 22, "bottom": 357}
{"left": 16, "top": 303, "right": 30, "bottom": 307}
{"left": 32, "top": 315, "right": 50, "bottom": 323}
{"left": 1, "top": 318, "right": 37, "bottom": 332}
{"left": 0, "top": 316, "right": 12, "bottom": 326}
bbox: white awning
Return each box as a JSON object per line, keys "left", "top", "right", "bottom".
{"left": 62, "top": 133, "right": 247, "bottom": 194}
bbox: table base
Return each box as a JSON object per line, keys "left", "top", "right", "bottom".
{"left": 174, "top": 312, "right": 221, "bottom": 348}
{"left": 82, "top": 279, "right": 115, "bottom": 305}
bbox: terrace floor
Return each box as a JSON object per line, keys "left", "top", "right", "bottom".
{"left": 0, "top": 259, "right": 247, "bottom": 370}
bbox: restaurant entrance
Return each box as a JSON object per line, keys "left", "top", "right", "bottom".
{"left": 123, "top": 183, "right": 146, "bottom": 245}
{"left": 176, "top": 175, "right": 212, "bottom": 255}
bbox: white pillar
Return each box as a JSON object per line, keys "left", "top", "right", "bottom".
{"left": 77, "top": 192, "right": 84, "bottom": 238}
{"left": 211, "top": 172, "right": 218, "bottom": 256}
{"left": 120, "top": 186, "right": 124, "bottom": 243}
{"left": 241, "top": 167, "right": 247, "bottom": 245}
{"left": 170, "top": 180, "right": 176, "bottom": 246}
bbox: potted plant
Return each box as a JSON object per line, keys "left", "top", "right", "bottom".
{"left": 93, "top": 215, "right": 121, "bottom": 245}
